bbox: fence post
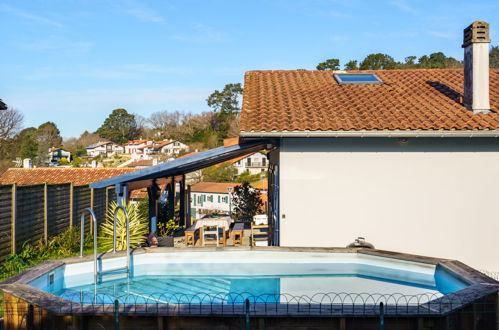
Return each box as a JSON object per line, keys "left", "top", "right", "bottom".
{"left": 11, "top": 183, "right": 16, "bottom": 254}
{"left": 245, "top": 298, "right": 250, "bottom": 330}
{"left": 90, "top": 187, "right": 94, "bottom": 235}
{"left": 43, "top": 182, "right": 48, "bottom": 244}
{"left": 379, "top": 302, "right": 384, "bottom": 330}
{"left": 114, "top": 299, "right": 120, "bottom": 330}
{"left": 69, "top": 182, "right": 74, "bottom": 228}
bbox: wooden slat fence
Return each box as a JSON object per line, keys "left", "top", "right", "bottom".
{"left": 0, "top": 185, "right": 12, "bottom": 260}
{"left": 0, "top": 183, "right": 113, "bottom": 261}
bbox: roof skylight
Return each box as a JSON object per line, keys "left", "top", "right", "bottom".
{"left": 334, "top": 73, "right": 383, "bottom": 85}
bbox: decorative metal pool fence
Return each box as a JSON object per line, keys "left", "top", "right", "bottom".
{"left": 1, "top": 291, "right": 498, "bottom": 330}
{"left": 2, "top": 291, "right": 497, "bottom": 316}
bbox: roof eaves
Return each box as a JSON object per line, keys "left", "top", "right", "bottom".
{"left": 240, "top": 130, "right": 499, "bottom": 138}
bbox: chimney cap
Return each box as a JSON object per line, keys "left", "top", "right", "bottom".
{"left": 462, "top": 20, "right": 490, "bottom": 48}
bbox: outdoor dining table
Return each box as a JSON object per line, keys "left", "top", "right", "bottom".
{"left": 194, "top": 216, "right": 232, "bottom": 246}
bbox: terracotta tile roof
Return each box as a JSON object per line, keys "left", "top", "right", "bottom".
{"left": 0, "top": 168, "right": 137, "bottom": 186}
{"left": 240, "top": 69, "right": 499, "bottom": 132}
{"left": 190, "top": 182, "right": 238, "bottom": 194}
{"left": 130, "top": 188, "right": 148, "bottom": 199}
{"left": 251, "top": 179, "right": 268, "bottom": 191}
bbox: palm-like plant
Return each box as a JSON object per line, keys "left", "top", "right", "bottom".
{"left": 99, "top": 201, "right": 148, "bottom": 251}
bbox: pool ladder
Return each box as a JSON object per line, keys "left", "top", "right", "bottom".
{"left": 80, "top": 206, "right": 131, "bottom": 284}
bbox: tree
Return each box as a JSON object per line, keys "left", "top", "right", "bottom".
{"left": 316, "top": 59, "right": 340, "bottom": 70}
{"left": 359, "top": 53, "right": 397, "bottom": 70}
{"left": 418, "top": 52, "right": 461, "bottom": 69}
{"left": 18, "top": 128, "right": 39, "bottom": 160}
{"left": 490, "top": 45, "right": 499, "bottom": 68}
{"left": 232, "top": 182, "right": 264, "bottom": 223}
{"left": 344, "top": 60, "right": 358, "bottom": 70}
{"left": 148, "top": 110, "right": 183, "bottom": 139}
{"left": 96, "top": 109, "right": 139, "bottom": 144}
{"left": 207, "top": 83, "right": 243, "bottom": 140}
{"left": 202, "top": 164, "right": 238, "bottom": 182}
{"left": 0, "top": 107, "right": 23, "bottom": 139}
{"left": 35, "top": 122, "right": 62, "bottom": 166}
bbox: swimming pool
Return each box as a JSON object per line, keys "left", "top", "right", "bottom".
{"left": 28, "top": 250, "right": 468, "bottom": 305}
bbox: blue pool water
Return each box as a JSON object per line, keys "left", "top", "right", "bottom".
{"left": 31, "top": 252, "right": 469, "bottom": 305}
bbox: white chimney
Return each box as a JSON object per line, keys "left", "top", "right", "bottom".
{"left": 23, "top": 158, "right": 32, "bottom": 168}
{"left": 463, "top": 21, "right": 491, "bottom": 114}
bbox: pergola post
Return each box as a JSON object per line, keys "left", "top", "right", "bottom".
{"left": 115, "top": 184, "right": 128, "bottom": 206}
{"left": 147, "top": 180, "right": 159, "bottom": 233}
{"left": 167, "top": 177, "right": 175, "bottom": 222}
{"left": 179, "top": 174, "right": 186, "bottom": 227}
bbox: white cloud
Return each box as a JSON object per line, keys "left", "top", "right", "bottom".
{"left": 389, "top": 0, "right": 418, "bottom": 14}
{"left": 0, "top": 4, "right": 64, "bottom": 28}
{"left": 118, "top": 0, "right": 165, "bottom": 23}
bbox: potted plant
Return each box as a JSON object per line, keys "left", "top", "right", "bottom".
{"left": 157, "top": 219, "right": 179, "bottom": 247}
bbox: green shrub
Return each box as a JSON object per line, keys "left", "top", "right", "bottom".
{"left": 157, "top": 219, "right": 179, "bottom": 237}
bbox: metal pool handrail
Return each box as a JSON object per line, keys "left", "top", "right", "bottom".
{"left": 79, "top": 208, "right": 98, "bottom": 283}
{"left": 112, "top": 205, "right": 131, "bottom": 273}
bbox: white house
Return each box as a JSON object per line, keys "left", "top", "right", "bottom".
{"left": 86, "top": 141, "right": 123, "bottom": 157}
{"left": 190, "top": 182, "right": 237, "bottom": 220}
{"left": 125, "top": 139, "right": 189, "bottom": 157}
{"left": 238, "top": 21, "right": 499, "bottom": 272}
{"left": 227, "top": 152, "right": 268, "bottom": 175}
{"left": 48, "top": 147, "right": 71, "bottom": 164}
{"left": 154, "top": 140, "right": 190, "bottom": 155}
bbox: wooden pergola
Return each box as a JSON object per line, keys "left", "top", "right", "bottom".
{"left": 91, "top": 139, "right": 273, "bottom": 232}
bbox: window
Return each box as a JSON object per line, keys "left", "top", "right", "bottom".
{"left": 262, "top": 158, "right": 266, "bottom": 166}
{"left": 333, "top": 73, "right": 382, "bottom": 85}
{"left": 193, "top": 194, "right": 196, "bottom": 206}
{"left": 246, "top": 158, "right": 251, "bottom": 166}
{"left": 218, "top": 196, "right": 220, "bottom": 203}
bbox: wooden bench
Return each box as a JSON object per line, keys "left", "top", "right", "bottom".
{"left": 185, "top": 225, "right": 197, "bottom": 247}
{"left": 231, "top": 223, "right": 244, "bottom": 246}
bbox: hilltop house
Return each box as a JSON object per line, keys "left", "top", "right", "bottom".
{"left": 124, "top": 139, "right": 189, "bottom": 159}
{"left": 48, "top": 147, "right": 71, "bottom": 164}
{"left": 225, "top": 152, "right": 268, "bottom": 175}
{"left": 86, "top": 141, "right": 123, "bottom": 157}
{"left": 90, "top": 21, "right": 498, "bottom": 272}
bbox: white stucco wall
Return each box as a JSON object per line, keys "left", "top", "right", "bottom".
{"left": 278, "top": 138, "right": 499, "bottom": 272}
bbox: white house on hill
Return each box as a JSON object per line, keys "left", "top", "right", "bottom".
{"left": 227, "top": 152, "right": 268, "bottom": 175}
{"left": 86, "top": 141, "right": 123, "bottom": 157}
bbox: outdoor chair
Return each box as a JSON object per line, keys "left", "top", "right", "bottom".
{"left": 184, "top": 224, "right": 198, "bottom": 247}
{"left": 251, "top": 222, "right": 269, "bottom": 246}
{"left": 231, "top": 222, "right": 245, "bottom": 246}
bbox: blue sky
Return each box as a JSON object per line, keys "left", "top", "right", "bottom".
{"left": 1, "top": 0, "right": 497, "bottom": 138}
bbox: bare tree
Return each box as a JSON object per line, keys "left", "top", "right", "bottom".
{"left": 148, "top": 110, "right": 183, "bottom": 139}
{"left": 0, "top": 108, "right": 23, "bottom": 139}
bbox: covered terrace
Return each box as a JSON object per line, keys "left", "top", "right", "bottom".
{"left": 90, "top": 138, "right": 277, "bottom": 244}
